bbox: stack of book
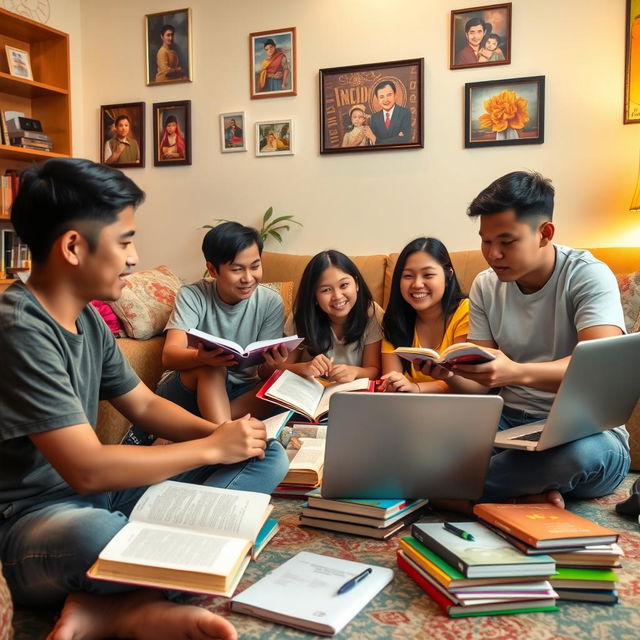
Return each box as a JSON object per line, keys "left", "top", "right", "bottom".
{"left": 8, "top": 130, "right": 53, "bottom": 151}
{"left": 300, "top": 492, "right": 429, "bottom": 539}
{"left": 397, "top": 521, "right": 559, "bottom": 617}
{"left": 473, "top": 502, "right": 622, "bottom": 605}
{"left": 272, "top": 422, "right": 326, "bottom": 496}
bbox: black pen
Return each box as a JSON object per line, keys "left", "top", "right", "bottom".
{"left": 443, "top": 522, "right": 476, "bottom": 541}
{"left": 336, "top": 567, "right": 372, "bottom": 595}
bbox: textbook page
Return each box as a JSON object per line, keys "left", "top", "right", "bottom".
{"left": 288, "top": 437, "right": 326, "bottom": 471}
{"left": 267, "top": 370, "right": 325, "bottom": 418}
{"left": 315, "top": 377, "right": 370, "bottom": 417}
{"left": 129, "top": 481, "right": 271, "bottom": 541}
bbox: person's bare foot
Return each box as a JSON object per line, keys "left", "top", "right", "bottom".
{"left": 47, "top": 589, "right": 237, "bottom": 640}
{"left": 512, "top": 490, "right": 565, "bottom": 509}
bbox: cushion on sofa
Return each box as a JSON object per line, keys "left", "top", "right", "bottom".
{"left": 91, "top": 300, "right": 125, "bottom": 336}
{"left": 108, "top": 266, "right": 182, "bottom": 340}
{"left": 261, "top": 281, "right": 294, "bottom": 319}
{"left": 616, "top": 271, "right": 640, "bottom": 333}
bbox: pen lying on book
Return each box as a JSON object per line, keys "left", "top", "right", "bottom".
{"left": 443, "top": 522, "right": 476, "bottom": 541}
{"left": 336, "top": 567, "right": 372, "bottom": 595}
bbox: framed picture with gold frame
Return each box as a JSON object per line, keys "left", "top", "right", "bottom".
{"left": 625, "top": 0, "right": 640, "bottom": 123}
{"left": 249, "top": 27, "right": 297, "bottom": 99}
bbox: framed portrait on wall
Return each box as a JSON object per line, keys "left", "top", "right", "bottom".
{"left": 249, "top": 27, "right": 297, "bottom": 99}
{"left": 153, "top": 100, "right": 191, "bottom": 166}
{"left": 319, "top": 58, "right": 423, "bottom": 154}
{"left": 255, "top": 120, "right": 294, "bottom": 156}
{"left": 145, "top": 8, "right": 192, "bottom": 86}
{"left": 450, "top": 3, "right": 512, "bottom": 70}
{"left": 625, "top": 0, "right": 640, "bottom": 123}
{"left": 100, "top": 102, "right": 144, "bottom": 168}
{"left": 220, "top": 112, "right": 247, "bottom": 152}
{"left": 464, "top": 76, "right": 545, "bottom": 148}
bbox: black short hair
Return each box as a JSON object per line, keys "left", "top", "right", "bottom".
{"left": 465, "top": 17, "right": 485, "bottom": 33}
{"left": 160, "top": 24, "right": 175, "bottom": 36}
{"left": 114, "top": 114, "right": 130, "bottom": 126}
{"left": 263, "top": 38, "right": 276, "bottom": 48}
{"left": 375, "top": 80, "right": 396, "bottom": 96}
{"left": 11, "top": 158, "right": 145, "bottom": 263}
{"left": 201, "top": 221, "right": 263, "bottom": 269}
{"left": 467, "top": 171, "right": 555, "bottom": 224}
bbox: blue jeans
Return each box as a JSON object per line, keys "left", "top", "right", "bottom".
{"left": 0, "top": 440, "right": 288, "bottom": 605}
{"left": 479, "top": 405, "right": 630, "bottom": 502}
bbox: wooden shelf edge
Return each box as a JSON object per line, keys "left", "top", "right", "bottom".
{"left": 0, "top": 144, "right": 70, "bottom": 161}
{"left": 0, "top": 71, "right": 69, "bottom": 97}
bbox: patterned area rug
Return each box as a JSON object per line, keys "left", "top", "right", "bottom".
{"left": 12, "top": 473, "right": 640, "bottom": 639}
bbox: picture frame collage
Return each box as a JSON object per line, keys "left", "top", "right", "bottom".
{"left": 98, "top": 2, "right": 558, "bottom": 167}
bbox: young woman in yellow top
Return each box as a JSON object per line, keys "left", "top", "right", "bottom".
{"left": 381, "top": 237, "right": 470, "bottom": 393}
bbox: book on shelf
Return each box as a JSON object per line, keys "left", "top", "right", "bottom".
{"left": 553, "top": 588, "right": 619, "bottom": 604}
{"left": 9, "top": 137, "right": 52, "bottom": 150}
{"left": 473, "top": 502, "right": 619, "bottom": 549}
{"left": 300, "top": 505, "right": 424, "bottom": 540}
{"left": 397, "top": 550, "right": 558, "bottom": 617}
{"left": 392, "top": 342, "right": 495, "bottom": 366}
{"left": 7, "top": 129, "right": 52, "bottom": 142}
{"left": 87, "top": 480, "right": 276, "bottom": 597}
{"left": 230, "top": 551, "right": 393, "bottom": 635}
{"left": 411, "top": 522, "right": 556, "bottom": 578}
{"left": 548, "top": 567, "right": 619, "bottom": 591}
{"left": 306, "top": 491, "right": 420, "bottom": 519}
{"left": 397, "top": 536, "right": 546, "bottom": 590}
{"left": 0, "top": 111, "right": 9, "bottom": 146}
{"left": 185, "top": 328, "right": 303, "bottom": 368}
{"left": 257, "top": 368, "right": 373, "bottom": 421}
{"left": 301, "top": 498, "right": 428, "bottom": 529}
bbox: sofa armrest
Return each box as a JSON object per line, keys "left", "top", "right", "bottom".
{"left": 96, "top": 336, "right": 165, "bottom": 444}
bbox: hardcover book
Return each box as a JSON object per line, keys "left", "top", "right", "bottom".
{"left": 393, "top": 342, "right": 495, "bottom": 366}
{"left": 87, "top": 481, "right": 275, "bottom": 596}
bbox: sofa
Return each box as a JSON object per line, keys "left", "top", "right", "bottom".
{"left": 97, "top": 247, "right": 640, "bottom": 469}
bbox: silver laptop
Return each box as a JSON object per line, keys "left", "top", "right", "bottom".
{"left": 321, "top": 393, "right": 503, "bottom": 500}
{"left": 494, "top": 332, "right": 640, "bottom": 452}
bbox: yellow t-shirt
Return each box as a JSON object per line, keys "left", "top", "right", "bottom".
{"left": 381, "top": 298, "right": 470, "bottom": 382}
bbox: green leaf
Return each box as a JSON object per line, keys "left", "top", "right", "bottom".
{"left": 269, "top": 229, "right": 283, "bottom": 243}
{"left": 269, "top": 225, "right": 291, "bottom": 233}
{"left": 263, "top": 207, "right": 274, "bottom": 224}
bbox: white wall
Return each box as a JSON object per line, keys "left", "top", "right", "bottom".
{"left": 45, "top": 0, "right": 640, "bottom": 280}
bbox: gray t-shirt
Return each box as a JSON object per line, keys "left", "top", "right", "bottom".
{"left": 0, "top": 283, "right": 139, "bottom": 520}
{"left": 468, "top": 245, "right": 628, "bottom": 447}
{"left": 165, "top": 279, "right": 284, "bottom": 385}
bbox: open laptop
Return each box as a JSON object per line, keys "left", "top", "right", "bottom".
{"left": 321, "top": 394, "right": 503, "bottom": 500}
{"left": 494, "top": 332, "right": 640, "bottom": 452}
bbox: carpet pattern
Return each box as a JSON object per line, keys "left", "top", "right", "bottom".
{"left": 12, "top": 473, "right": 640, "bottom": 639}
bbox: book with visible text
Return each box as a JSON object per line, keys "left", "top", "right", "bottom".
{"left": 256, "top": 369, "right": 374, "bottom": 421}
{"left": 393, "top": 342, "right": 495, "bottom": 366}
{"left": 87, "top": 481, "right": 275, "bottom": 596}
{"left": 186, "top": 328, "right": 303, "bottom": 368}
{"left": 230, "top": 551, "right": 393, "bottom": 635}
{"left": 473, "top": 503, "right": 619, "bottom": 549}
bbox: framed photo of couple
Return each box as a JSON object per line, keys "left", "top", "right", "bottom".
{"left": 450, "top": 3, "right": 512, "bottom": 70}
{"left": 319, "top": 58, "right": 424, "bottom": 154}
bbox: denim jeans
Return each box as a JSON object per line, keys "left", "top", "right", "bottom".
{"left": 479, "top": 405, "right": 630, "bottom": 502}
{"left": 0, "top": 439, "right": 288, "bottom": 605}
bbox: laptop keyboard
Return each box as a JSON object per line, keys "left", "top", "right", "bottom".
{"left": 511, "top": 431, "right": 542, "bottom": 442}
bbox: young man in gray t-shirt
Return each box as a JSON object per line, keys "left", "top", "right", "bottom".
{"left": 423, "top": 171, "right": 629, "bottom": 507}
{"left": 0, "top": 158, "right": 278, "bottom": 639}
{"left": 157, "top": 221, "right": 289, "bottom": 423}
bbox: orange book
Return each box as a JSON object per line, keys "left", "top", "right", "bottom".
{"left": 473, "top": 503, "right": 618, "bottom": 549}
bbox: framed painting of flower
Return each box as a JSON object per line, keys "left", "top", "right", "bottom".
{"left": 464, "top": 76, "right": 545, "bottom": 148}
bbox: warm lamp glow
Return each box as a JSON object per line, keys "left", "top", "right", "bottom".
{"left": 631, "top": 157, "right": 640, "bottom": 212}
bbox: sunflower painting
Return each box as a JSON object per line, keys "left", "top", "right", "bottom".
{"left": 465, "top": 76, "right": 545, "bottom": 148}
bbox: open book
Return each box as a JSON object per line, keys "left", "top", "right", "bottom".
{"left": 186, "top": 328, "right": 303, "bottom": 368}
{"left": 393, "top": 342, "right": 495, "bottom": 367}
{"left": 282, "top": 423, "right": 327, "bottom": 486}
{"left": 87, "top": 481, "right": 275, "bottom": 596}
{"left": 257, "top": 369, "right": 373, "bottom": 421}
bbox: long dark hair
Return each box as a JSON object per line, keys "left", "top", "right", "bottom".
{"left": 293, "top": 250, "right": 373, "bottom": 356}
{"left": 383, "top": 238, "right": 465, "bottom": 370}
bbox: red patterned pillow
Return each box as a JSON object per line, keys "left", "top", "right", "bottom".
{"left": 91, "top": 300, "right": 125, "bottom": 336}
{"left": 108, "top": 266, "right": 182, "bottom": 340}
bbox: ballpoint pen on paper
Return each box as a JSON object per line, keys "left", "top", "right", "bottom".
{"left": 336, "top": 567, "right": 373, "bottom": 595}
{"left": 443, "top": 522, "right": 476, "bottom": 541}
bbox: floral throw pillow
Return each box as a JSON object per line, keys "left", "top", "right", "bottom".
{"left": 108, "top": 266, "right": 182, "bottom": 340}
{"left": 617, "top": 271, "right": 640, "bottom": 333}
{"left": 261, "top": 281, "right": 294, "bottom": 319}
